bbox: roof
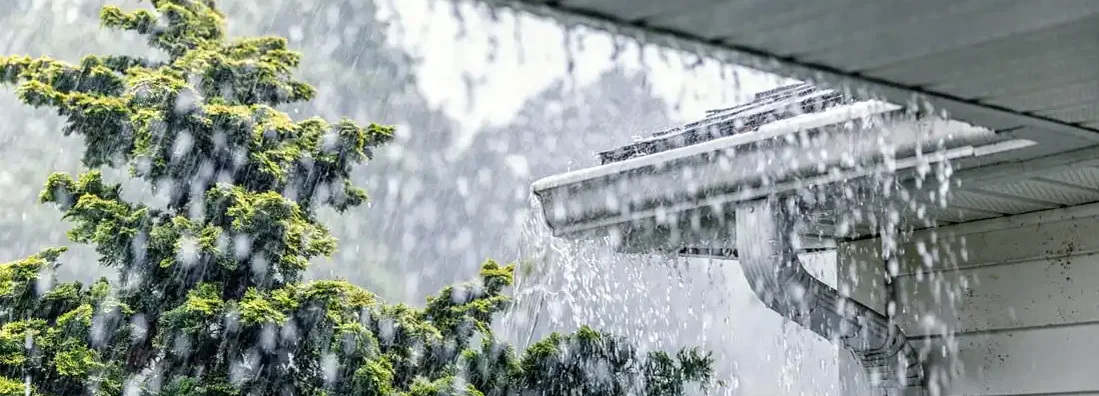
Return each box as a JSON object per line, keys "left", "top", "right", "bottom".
{"left": 597, "top": 83, "right": 851, "bottom": 164}
{"left": 491, "top": 0, "right": 1099, "bottom": 233}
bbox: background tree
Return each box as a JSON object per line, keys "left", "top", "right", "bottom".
{"left": 461, "top": 69, "right": 678, "bottom": 340}
{"left": 0, "top": 1, "right": 714, "bottom": 395}
{"left": 455, "top": 69, "right": 677, "bottom": 262}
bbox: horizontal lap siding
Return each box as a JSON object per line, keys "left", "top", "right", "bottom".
{"left": 882, "top": 207, "right": 1099, "bottom": 395}
{"left": 916, "top": 327, "right": 1099, "bottom": 395}
{"left": 895, "top": 251, "right": 1099, "bottom": 336}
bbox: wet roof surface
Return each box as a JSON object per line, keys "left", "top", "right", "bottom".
{"left": 597, "top": 83, "right": 851, "bottom": 164}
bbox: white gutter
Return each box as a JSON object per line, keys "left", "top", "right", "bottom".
{"left": 530, "top": 100, "right": 1037, "bottom": 392}
{"left": 532, "top": 99, "right": 906, "bottom": 191}
{"left": 531, "top": 100, "right": 1008, "bottom": 241}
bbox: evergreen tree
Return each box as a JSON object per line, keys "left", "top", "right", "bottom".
{"left": 0, "top": 0, "right": 157, "bottom": 283}
{"left": 0, "top": 0, "right": 452, "bottom": 300}
{"left": 0, "top": 1, "right": 713, "bottom": 395}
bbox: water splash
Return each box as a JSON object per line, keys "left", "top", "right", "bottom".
{"left": 501, "top": 197, "right": 860, "bottom": 395}
{"left": 503, "top": 101, "right": 984, "bottom": 393}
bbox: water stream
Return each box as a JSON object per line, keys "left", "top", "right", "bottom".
{"left": 495, "top": 105, "right": 976, "bottom": 394}
{"left": 498, "top": 199, "right": 850, "bottom": 395}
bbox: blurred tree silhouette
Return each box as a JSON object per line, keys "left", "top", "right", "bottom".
{"left": 0, "top": 1, "right": 713, "bottom": 394}
{"left": 462, "top": 70, "right": 679, "bottom": 342}
{"left": 458, "top": 69, "right": 676, "bottom": 255}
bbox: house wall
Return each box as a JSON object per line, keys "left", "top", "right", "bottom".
{"left": 838, "top": 202, "right": 1099, "bottom": 395}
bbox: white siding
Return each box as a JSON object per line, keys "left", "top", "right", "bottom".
{"left": 840, "top": 202, "right": 1099, "bottom": 395}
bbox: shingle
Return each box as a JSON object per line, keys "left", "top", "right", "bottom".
{"left": 597, "top": 83, "right": 852, "bottom": 164}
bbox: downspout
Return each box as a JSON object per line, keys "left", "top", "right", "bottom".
{"left": 734, "top": 198, "right": 924, "bottom": 391}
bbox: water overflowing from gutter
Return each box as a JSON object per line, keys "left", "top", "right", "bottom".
{"left": 499, "top": 198, "right": 858, "bottom": 395}
{"left": 499, "top": 102, "right": 981, "bottom": 393}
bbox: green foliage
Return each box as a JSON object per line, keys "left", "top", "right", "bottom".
{"left": 0, "top": 0, "right": 715, "bottom": 395}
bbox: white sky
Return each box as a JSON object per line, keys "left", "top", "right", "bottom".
{"left": 377, "top": 0, "right": 794, "bottom": 147}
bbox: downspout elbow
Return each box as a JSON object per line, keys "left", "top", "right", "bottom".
{"left": 734, "top": 198, "right": 924, "bottom": 390}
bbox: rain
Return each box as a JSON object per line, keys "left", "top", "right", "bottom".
{"left": 3, "top": 1, "right": 1097, "bottom": 395}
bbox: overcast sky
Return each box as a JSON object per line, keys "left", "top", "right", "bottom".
{"left": 378, "top": 0, "right": 795, "bottom": 147}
